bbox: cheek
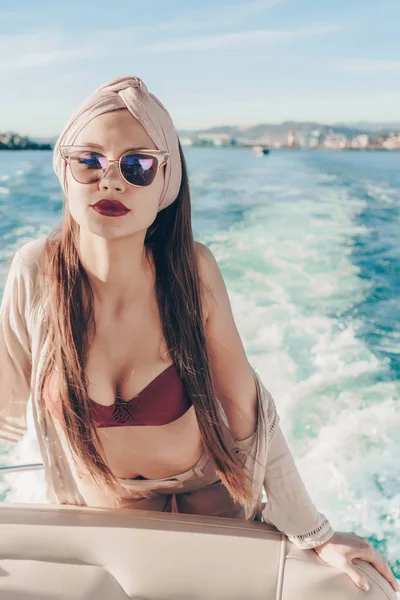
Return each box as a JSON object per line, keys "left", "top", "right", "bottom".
{"left": 135, "top": 169, "right": 165, "bottom": 219}
{"left": 152, "top": 168, "right": 165, "bottom": 208}
{"left": 65, "top": 174, "right": 92, "bottom": 225}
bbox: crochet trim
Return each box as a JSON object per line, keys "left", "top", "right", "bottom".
{"left": 291, "top": 518, "right": 330, "bottom": 540}
{"left": 268, "top": 410, "right": 278, "bottom": 436}
{"left": 267, "top": 395, "right": 278, "bottom": 437}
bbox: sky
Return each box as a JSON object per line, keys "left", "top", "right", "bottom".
{"left": 0, "top": 0, "right": 399, "bottom": 136}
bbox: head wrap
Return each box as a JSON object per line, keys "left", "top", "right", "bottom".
{"left": 53, "top": 76, "right": 181, "bottom": 212}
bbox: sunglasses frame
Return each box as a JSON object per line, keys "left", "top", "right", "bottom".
{"left": 59, "top": 145, "right": 169, "bottom": 187}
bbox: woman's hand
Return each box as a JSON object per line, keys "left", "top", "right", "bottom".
{"left": 313, "top": 531, "right": 400, "bottom": 593}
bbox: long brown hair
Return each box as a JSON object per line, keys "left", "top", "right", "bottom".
{"left": 39, "top": 140, "right": 253, "bottom": 506}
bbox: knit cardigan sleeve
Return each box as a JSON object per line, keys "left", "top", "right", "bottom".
{"left": 0, "top": 248, "right": 34, "bottom": 443}
{"left": 235, "top": 374, "right": 335, "bottom": 550}
{"left": 261, "top": 413, "right": 335, "bottom": 549}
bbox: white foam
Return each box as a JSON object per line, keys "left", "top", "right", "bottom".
{"left": 201, "top": 159, "right": 399, "bottom": 569}
{"left": 1, "top": 149, "right": 398, "bottom": 574}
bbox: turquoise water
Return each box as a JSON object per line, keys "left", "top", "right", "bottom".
{"left": 0, "top": 148, "right": 399, "bottom": 574}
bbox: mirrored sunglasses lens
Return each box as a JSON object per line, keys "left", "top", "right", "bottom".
{"left": 69, "top": 151, "right": 108, "bottom": 183}
{"left": 121, "top": 154, "right": 157, "bottom": 186}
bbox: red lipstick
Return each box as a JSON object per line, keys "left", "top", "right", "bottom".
{"left": 92, "top": 199, "right": 130, "bottom": 217}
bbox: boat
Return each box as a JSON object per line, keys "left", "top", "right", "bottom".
{"left": 0, "top": 463, "right": 396, "bottom": 599}
{"left": 252, "top": 145, "right": 270, "bottom": 157}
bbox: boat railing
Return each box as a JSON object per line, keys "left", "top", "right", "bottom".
{"left": 0, "top": 463, "right": 44, "bottom": 474}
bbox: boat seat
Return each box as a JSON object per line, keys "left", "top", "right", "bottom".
{"left": 0, "top": 503, "right": 397, "bottom": 600}
{"left": 0, "top": 559, "right": 129, "bottom": 600}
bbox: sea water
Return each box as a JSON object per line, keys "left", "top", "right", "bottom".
{"left": 0, "top": 147, "right": 399, "bottom": 576}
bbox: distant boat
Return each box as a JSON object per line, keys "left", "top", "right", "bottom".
{"left": 252, "top": 145, "right": 270, "bottom": 157}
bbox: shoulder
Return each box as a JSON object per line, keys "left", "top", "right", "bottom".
{"left": 2, "top": 238, "right": 48, "bottom": 329}
{"left": 194, "top": 241, "right": 222, "bottom": 286}
{"left": 18, "top": 237, "right": 48, "bottom": 270}
{"left": 6, "top": 237, "right": 48, "bottom": 291}
{"left": 194, "top": 241, "right": 230, "bottom": 323}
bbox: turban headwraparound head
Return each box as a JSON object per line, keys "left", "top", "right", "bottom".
{"left": 53, "top": 76, "right": 182, "bottom": 212}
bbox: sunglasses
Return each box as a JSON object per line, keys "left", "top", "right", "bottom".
{"left": 59, "top": 146, "right": 169, "bottom": 187}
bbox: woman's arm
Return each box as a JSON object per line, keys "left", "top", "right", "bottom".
{"left": 260, "top": 420, "right": 334, "bottom": 547}
{"left": 0, "top": 248, "right": 33, "bottom": 443}
{"left": 196, "top": 242, "right": 400, "bottom": 594}
{"left": 195, "top": 241, "right": 334, "bottom": 546}
{"left": 195, "top": 241, "right": 257, "bottom": 441}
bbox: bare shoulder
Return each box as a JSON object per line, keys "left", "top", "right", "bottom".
{"left": 194, "top": 240, "right": 218, "bottom": 276}
{"left": 194, "top": 241, "right": 224, "bottom": 322}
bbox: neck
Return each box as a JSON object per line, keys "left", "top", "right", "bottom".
{"left": 78, "top": 230, "right": 154, "bottom": 313}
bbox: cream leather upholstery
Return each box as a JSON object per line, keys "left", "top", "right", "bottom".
{"left": 0, "top": 504, "right": 396, "bottom": 599}
{"left": 0, "top": 560, "right": 128, "bottom": 600}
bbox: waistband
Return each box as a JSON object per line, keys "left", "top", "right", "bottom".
{"left": 117, "top": 449, "right": 213, "bottom": 494}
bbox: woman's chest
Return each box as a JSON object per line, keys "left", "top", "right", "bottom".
{"left": 85, "top": 300, "right": 171, "bottom": 406}
{"left": 81, "top": 306, "right": 203, "bottom": 479}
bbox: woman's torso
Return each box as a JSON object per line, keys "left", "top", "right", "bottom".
{"left": 45, "top": 270, "right": 205, "bottom": 481}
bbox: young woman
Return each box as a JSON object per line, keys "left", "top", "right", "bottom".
{"left": 0, "top": 76, "right": 398, "bottom": 594}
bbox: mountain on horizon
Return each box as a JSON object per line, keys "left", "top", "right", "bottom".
{"left": 177, "top": 121, "right": 400, "bottom": 141}
{"left": 28, "top": 121, "right": 400, "bottom": 146}
{"left": 334, "top": 122, "right": 400, "bottom": 132}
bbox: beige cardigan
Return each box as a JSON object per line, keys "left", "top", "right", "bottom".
{"left": 0, "top": 238, "right": 335, "bottom": 550}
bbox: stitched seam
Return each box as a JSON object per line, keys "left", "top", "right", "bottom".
{"left": 276, "top": 535, "right": 286, "bottom": 600}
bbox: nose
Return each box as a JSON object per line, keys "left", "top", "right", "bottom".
{"left": 98, "top": 160, "right": 126, "bottom": 193}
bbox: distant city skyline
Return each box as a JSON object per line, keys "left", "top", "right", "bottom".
{"left": 1, "top": 0, "right": 399, "bottom": 137}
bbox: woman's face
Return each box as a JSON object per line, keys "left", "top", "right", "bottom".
{"left": 65, "top": 109, "right": 165, "bottom": 240}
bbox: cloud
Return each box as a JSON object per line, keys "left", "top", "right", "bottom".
{"left": 0, "top": 31, "right": 96, "bottom": 73}
{"left": 150, "top": 0, "right": 287, "bottom": 33}
{"left": 140, "top": 25, "right": 336, "bottom": 52}
{"left": 0, "top": 50, "right": 93, "bottom": 73}
{"left": 0, "top": 21, "right": 336, "bottom": 70}
{"left": 337, "top": 58, "right": 400, "bottom": 72}
{"left": 228, "top": 0, "right": 287, "bottom": 18}
{"left": 0, "top": 11, "right": 30, "bottom": 21}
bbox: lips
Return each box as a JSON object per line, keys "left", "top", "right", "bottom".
{"left": 91, "top": 199, "right": 130, "bottom": 217}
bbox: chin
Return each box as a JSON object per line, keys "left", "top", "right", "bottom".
{"left": 83, "top": 215, "right": 152, "bottom": 242}
{"left": 85, "top": 221, "right": 130, "bottom": 240}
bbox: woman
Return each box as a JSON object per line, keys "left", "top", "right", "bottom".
{"left": 0, "top": 76, "right": 398, "bottom": 594}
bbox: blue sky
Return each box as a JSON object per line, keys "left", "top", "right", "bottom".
{"left": 0, "top": 0, "right": 399, "bottom": 136}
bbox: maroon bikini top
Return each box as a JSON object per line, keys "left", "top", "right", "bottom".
{"left": 44, "top": 364, "right": 193, "bottom": 427}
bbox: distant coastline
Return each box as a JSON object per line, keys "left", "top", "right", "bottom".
{"left": 0, "top": 131, "right": 51, "bottom": 150}
{"left": 179, "top": 121, "right": 400, "bottom": 151}
{"left": 2, "top": 119, "right": 400, "bottom": 151}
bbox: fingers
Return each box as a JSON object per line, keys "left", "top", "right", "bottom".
{"left": 342, "top": 563, "right": 370, "bottom": 592}
{"left": 360, "top": 549, "right": 400, "bottom": 593}
{"left": 373, "top": 558, "right": 400, "bottom": 592}
{"left": 351, "top": 541, "right": 400, "bottom": 594}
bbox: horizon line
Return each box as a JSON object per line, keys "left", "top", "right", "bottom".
{"left": 3, "top": 119, "right": 400, "bottom": 139}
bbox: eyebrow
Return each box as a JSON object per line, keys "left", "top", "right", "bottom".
{"left": 79, "top": 142, "right": 151, "bottom": 152}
